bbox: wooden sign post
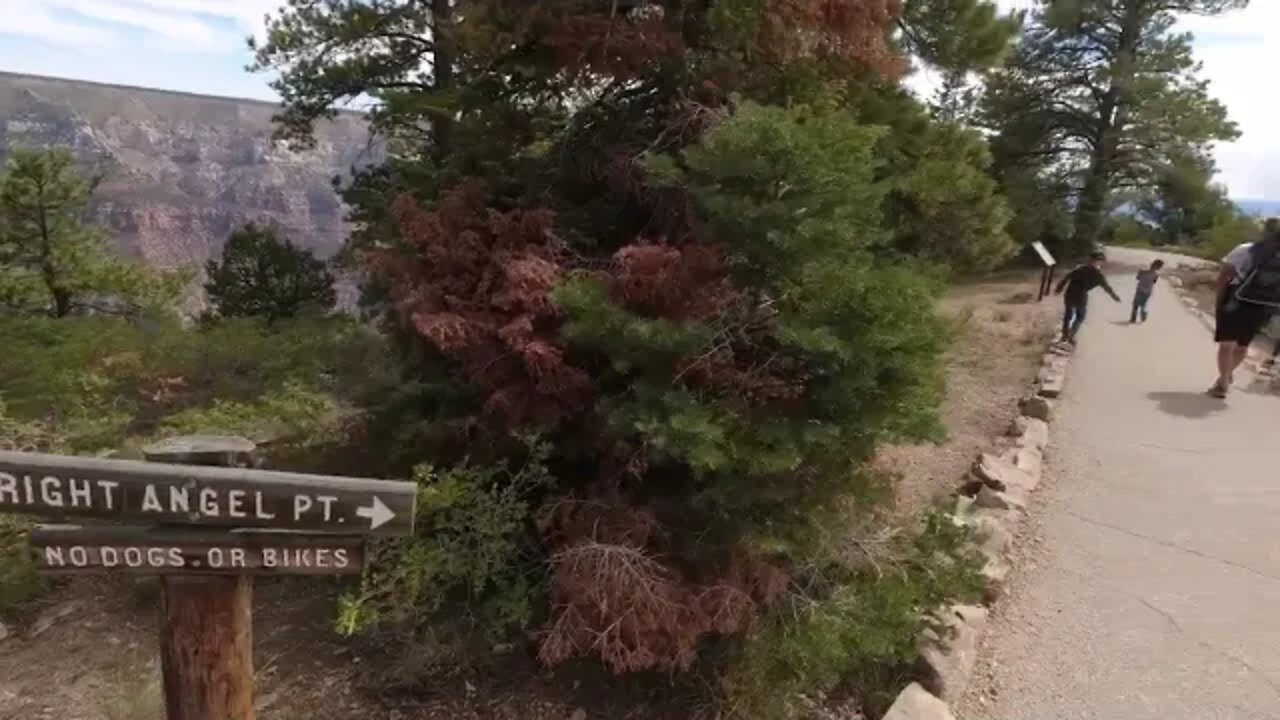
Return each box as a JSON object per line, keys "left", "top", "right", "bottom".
{"left": 1032, "top": 241, "right": 1058, "bottom": 301}
{"left": 146, "top": 436, "right": 257, "bottom": 720}
{"left": 2, "top": 436, "right": 416, "bottom": 720}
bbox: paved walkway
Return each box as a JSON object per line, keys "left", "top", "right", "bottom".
{"left": 959, "top": 251, "right": 1280, "bottom": 719}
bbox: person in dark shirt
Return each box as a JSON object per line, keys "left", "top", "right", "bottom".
{"left": 1054, "top": 250, "right": 1121, "bottom": 344}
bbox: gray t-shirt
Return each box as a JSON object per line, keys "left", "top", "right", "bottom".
{"left": 1136, "top": 268, "right": 1160, "bottom": 294}
{"left": 1223, "top": 242, "right": 1256, "bottom": 283}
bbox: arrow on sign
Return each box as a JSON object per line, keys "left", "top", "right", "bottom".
{"left": 356, "top": 496, "right": 396, "bottom": 531}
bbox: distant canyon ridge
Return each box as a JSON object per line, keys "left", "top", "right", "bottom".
{"left": 0, "top": 71, "right": 373, "bottom": 270}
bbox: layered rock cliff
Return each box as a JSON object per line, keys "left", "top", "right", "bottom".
{"left": 0, "top": 72, "right": 372, "bottom": 270}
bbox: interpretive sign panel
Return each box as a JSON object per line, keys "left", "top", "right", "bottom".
{"left": 30, "top": 525, "right": 364, "bottom": 576}
{"left": 1031, "top": 241, "right": 1057, "bottom": 267}
{"left": 0, "top": 450, "right": 416, "bottom": 537}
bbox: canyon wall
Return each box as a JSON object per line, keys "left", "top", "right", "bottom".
{"left": 0, "top": 72, "right": 372, "bottom": 270}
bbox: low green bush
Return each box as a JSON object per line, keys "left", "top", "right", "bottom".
{"left": 722, "top": 509, "right": 985, "bottom": 719}
{"left": 335, "top": 440, "right": 552, "bottom": 652}
{"left": 0, "top": 514, "right": 45, "bottom": 615}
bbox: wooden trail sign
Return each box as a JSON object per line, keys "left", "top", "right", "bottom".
{"left": 6, "top": 436, "right": 411, "bottom": 720}
{"left": 0, "top": 449, "right": 416, "bottom": 536}
{"left": 1031, "top": 241, "right": 1059, "bottom": 302}
{"left": 30, "top": 525, "right": 364, "bottom": 576}
{"left": 147, "top": 437, "right": 255, "bottom": 720}
{"left": 1031, "top": 241, "right": 1057, "bottom": 267}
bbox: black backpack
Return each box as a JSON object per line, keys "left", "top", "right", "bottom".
{"left": 1235, "top": 242, "right": 1280, "bottom": 306}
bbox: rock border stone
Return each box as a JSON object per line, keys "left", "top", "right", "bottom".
{"left": 882, "top": 682, "right": 956, "bottom": 720}
{"left": 883, "top": 340, "right": 1071, "bottom": 719}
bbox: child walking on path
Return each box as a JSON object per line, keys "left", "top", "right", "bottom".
{"left": 1055, "top": 251, "right": 1122, "bottom": 344}
{"left": 1130, "top": 259, "right": 1164, "bottom": 323}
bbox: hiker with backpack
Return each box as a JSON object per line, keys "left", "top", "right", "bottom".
{"left": 1209, "top": 218, "right": 1280, "bottom": 398}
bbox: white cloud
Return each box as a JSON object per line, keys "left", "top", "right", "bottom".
{"left": 1, "top": 0, "right": 279, "bottom": 52}
{"left": 2, "top": 0, "right": 118, "bottom": 48}
{"left": 44, "top": 0, "right": 222, "bottom": 48}
{"left": 122, "top": 0, "right": 276, "bottom": 37}
{"left": 1177, "top": 4, "right": 1280, "bottom": 200}
{"left": 0, "top": 0, "right": 281, "bottom": 100}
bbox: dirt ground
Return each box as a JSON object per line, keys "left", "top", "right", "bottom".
{"left": 880, "top": 270, "right": 1058, "bottom": 517}
{"left": 0, "top": 272, "right": 1057, "bottom": 720}
{"left": 0, "top": 575, "right": 683, "bottom": 720}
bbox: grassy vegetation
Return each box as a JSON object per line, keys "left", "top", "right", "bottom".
{"left": 0, "top": 515, "right": 44, "bottom": 616}
{"left": 96, "top": 668, "right": 163, "bottom": 720}
{"left": 721, "top": 508, "right": 985, "bottom": 719}
{"left": 0, "top": 314, "right": 396, "bottom": 460}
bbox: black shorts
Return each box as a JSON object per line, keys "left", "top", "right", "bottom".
{"left": 1214, "top": 294, "right": 1271, "bottom": 346}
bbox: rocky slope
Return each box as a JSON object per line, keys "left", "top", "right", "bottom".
{"left": 0, "top": 71, "right": 372, "bottom": 269}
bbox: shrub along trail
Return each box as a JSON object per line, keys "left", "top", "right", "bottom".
{"left": 0, "top": 274, "right": 1055, "bottom": 720}
{"left": 958, "top": 247, "right": 1280, "bottom": 719}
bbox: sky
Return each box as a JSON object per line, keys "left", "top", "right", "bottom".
{"left": 0, "top": 0, "right": 276, "bottom": 100}
{"left": 1, "top": 0, "right": 1277, "bottom": 200}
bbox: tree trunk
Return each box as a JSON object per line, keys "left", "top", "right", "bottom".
{"left": 35, "top": 188, "right": 73, "bottom": 318}
{"left": 50, "top": 287, "right": 72, "bottom": 318}
{"left": 148, "top": 437, "right": 258, "bottom": 720}
{"left": 1070, "top": 0, "right": 1143, "bottom": 253}
{"left": 430, "top": 0, "right": 455, "bottom": 157}
{"left": 43, "top": 257, "right": 72, "bottom": 318}
{"left": 159, "top": 576, "right": 255, "bottom": 720}
{"left": 1072, "top": 149, "right": 1111, "bottom": 252}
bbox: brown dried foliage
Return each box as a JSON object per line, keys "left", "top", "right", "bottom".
{"left": 603, "top": 240, "right": 808, "bottom": 407}
{"left": 764, "top": 0, "right": 907, "bottom": 78}
{"left": 541, "top": 4, "right": 685, "bottom": 83}
{"left": 371, "top": 181, "right": 591, "bottom": 430}
{"left": 537, "top": 497, "right": 789, "bottom": 673}
{"left": 609, "top": 241, "right": 731, "bottom": 320}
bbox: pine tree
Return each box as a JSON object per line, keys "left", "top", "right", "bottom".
{"left": 860, "top": 87, "right": 1015, "bottom": 272}
{"left": 981, "top": 0, "right": 1245, "bottom": 254}
{"left": 0, "top": 148, "right": 177, "bottom": 318}
{"left": 254, "top": 0, "right": 1007, "bottom": 687}
{"left": 901, "top": 0, "right": 1021, "bottom": 73}
{"left": 204, "top": 223, "right": 336, "bottom": 322}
